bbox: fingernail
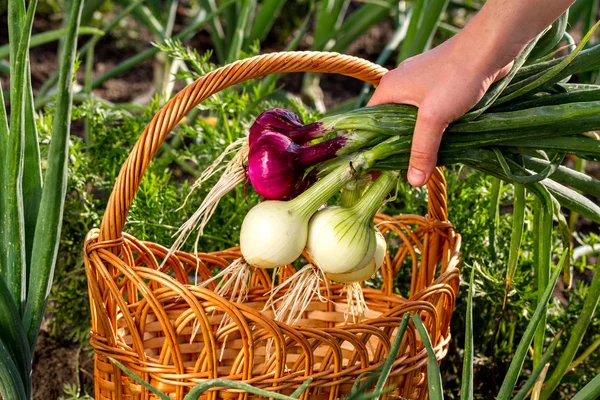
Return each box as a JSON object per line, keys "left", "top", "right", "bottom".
{"left": 407, "top": 168, "right": 427, "bottom": 186}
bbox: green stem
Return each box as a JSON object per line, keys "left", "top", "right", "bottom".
{"left": 0, "top": 26, "right": 103, "bottom": 60}
{"left": 352, "top": 171, "right": 398, "bottom": 222}
{"left": 23, "top": 0, "right": 85, "bottom": 351}
{"left": 568, "top": 336, "right": 600, "bottom": 373}
{"left": 496, "top": 252, "right": 566, "bottom": 400}
{"left": 488, "top": 177, "right": 502, "bottom": 262}
{"left": 532, "top": 183, "right": 553, "bottom": 369}
{"left": 541, "top": 260, "right": 600, "bottom": 399}
{"left": 505, "top": 184, "right": 525, "bottom": 299}
{"left": 291, "top": 160, "right": 361, "bottom": 219}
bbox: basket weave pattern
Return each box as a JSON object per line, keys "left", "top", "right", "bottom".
{"left": 84, "top": 52, "right": 462, "bottom": 400}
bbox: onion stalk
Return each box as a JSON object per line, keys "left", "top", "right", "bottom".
{"left": 306, "top": 172, "right": 398, "bottom": 274}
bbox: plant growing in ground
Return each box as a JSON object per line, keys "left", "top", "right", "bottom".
{"left": 0, "top": 0, "right": 85, "bottom": 398}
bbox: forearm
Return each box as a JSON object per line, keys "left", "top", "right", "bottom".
{"left": 460, "top": 0, "right": 575, "bottom": 73}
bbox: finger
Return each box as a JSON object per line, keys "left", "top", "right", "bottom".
{"left": 407, "top": 107, "right": 447, "bottom": 187}
{"left": 367, "top": 73, "right": 397, "bottom": 106}
{"left": 367, "top": 68, "right": 418, "bottom": 107}
{"left": 493, "top": 60, "right": 514, "bottom": 82}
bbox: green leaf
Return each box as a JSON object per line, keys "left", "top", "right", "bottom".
{"left": 0, "top": 275, "right": 31, "bottom": 397}
{"left": 512, "top": 331, "right": 562, "bottom": 400}
{"left": 571, "top": 373, "right": 600, "bottom": 400}
{"left": 527, "top": 10, "right": 569, "bottom": 63}
{"left": 460, "top": 267, "right": 475, "bottom": 400}
{"left": 0, "top": 26, "right": 104, "bottom": 60}
{"left": 374, "top": 312, "right": 410, "bottom": 398}
{"left": 313, "top": 0, "right": 351, "bottom": 50}
{"left": 498, "top": 20, "right": 600, "bottom": 105}
{"left": 496, "top": 252, "right": 566, "bottom": 400}
{"left": 23, "top": 0, "right": 84, "bottom": 350}
{"left": 111, "top": 360, "right": 171, "bottom": 400}
{"left": 398, "top": 0, "right": 449, "bottom": 62}
{"left": 249, "top": 0, "right": 288, "bottom": 43}
{"left": 411, "top": 314, "right": 444, "bottom": 400}
{"left": 2, "top": 0, "right": 37, "bottom": 314}
{"left": 541, "top": 260, "right": 600, "bottom": 399}
{"left": 226, "top": 0, "right": 255, "bottom": 63}
{"left": 23, "top": 66, "right": 42, "bottom": 270}
{"left": 331, "top": 0, "right": 395, "bottom": 53}
{"left": 505, "top": 184, "right": 526, "bottom": 289}
{"left": 0, "top": 338, "right": 27, "bottom": 400}
{"left": 488, "top": 177, "right": 502, "bottom": 262}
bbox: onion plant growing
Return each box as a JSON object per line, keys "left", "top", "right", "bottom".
{"left": 0, "top": 1, "right": 84, "bottom": 398}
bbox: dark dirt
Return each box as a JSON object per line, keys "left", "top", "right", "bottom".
{"left": 32, "top": 332, "right": 94, "bottom": 400}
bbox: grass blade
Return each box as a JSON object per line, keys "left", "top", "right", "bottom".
{"left": 412, "top": 314, "right": 444, "bottom": 400}
{"left": 0, "top": 83, "right": 8, "bottom": 260}
{"left": 571, "top": 373, "right": 600, "bottom": 400}
{"left": 496, "top": 252, "right": 566, "bottom": 400}
{"left": 0, "top": 275, "right": 31, "bottom": 397}
{"left": 23, "top": 0, "right": 84, "bottom": 350}
{"left": 540, "top": 259, "right": 600, "bottom": 399}
{"left": 460, "top": 266, "right": 475, "bottom": 400}
{"left": 290, "top": 378, "right": 313, "bottom": 398}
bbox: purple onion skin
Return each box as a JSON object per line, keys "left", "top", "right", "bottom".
{"left": 248, "top": 131, "right": 302, "bottom": 200}
{"left": 249, "top": 108, "right": 304, "bottom": 145}
{"left": 247, "top": 131, "right": 347, "bottom": 200}
{"left": 297, "top": 136, "right": 347, "bottom": 166}
{"left": 249, "top": 108, "right": 328, "bottom": 146}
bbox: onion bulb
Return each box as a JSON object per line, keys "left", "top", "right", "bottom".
{"left": 325, "top": 229, "right": 387, "bottom": 283}
{"left": 306, "top": 172, "right": 397, "bottom": 274}
{"left": 241, "top": 161, "right": 362, "bottom": 268}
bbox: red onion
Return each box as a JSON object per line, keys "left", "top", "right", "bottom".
{"left": 247, "top": 130, "right": 347, "bottom": 200}
{"left": 249, "top": 108, "right": 328, "bottom": 146}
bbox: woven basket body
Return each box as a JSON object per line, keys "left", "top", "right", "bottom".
{"left": 84, "top": 52, "right": 461, "bottom": 400}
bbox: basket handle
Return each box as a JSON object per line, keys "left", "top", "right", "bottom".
{"left": 98, "top": 51, "right": 448, "bottom": 243}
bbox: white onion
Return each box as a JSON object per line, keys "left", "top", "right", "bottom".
{"left": 240, "top": 201, "right": 308, "bottom": 268}
{"left": 373, "top": 229, "right": 387, "bottom": 269}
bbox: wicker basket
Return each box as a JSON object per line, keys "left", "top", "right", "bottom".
{"left": 84, "top": 51, "right": 462, "bottom": 400}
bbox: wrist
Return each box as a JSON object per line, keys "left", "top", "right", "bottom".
{"left": 455, "top": 6, "right": 528, "bottom": 76}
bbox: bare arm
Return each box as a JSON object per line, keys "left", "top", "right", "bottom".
{"left": 368, "top": 0, "right": 575, "bottom": 186}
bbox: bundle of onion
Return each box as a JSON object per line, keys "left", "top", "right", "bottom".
{"left": 259, "top": 172, "right": 396, "bottom": 324}
{"left": 174, "top": 23, "right": 600, "bottom": 324}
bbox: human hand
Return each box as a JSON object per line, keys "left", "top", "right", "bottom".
{"left": 367, "top": 34, "right": 513, "bottom": 187}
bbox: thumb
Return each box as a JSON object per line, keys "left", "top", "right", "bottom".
{"left": 407, "top": 107, "right": 447, "bottom": 187}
